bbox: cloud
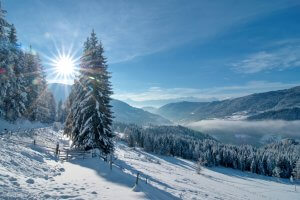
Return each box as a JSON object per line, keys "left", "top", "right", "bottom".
{"left": 232, "top": 40, "right": 300, "bottom": 73}
{"left": 113, "top": 81, "right": 300, "bottom": 107}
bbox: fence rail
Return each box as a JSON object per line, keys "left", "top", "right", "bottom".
{"left": 2, "top": 129, "right": 148, "bottom": 187}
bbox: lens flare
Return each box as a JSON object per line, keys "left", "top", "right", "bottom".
{"left": 46, "top": 46, "right": 80, "bottom": 85}
{"left": 53, "top": 55, "right": 75, "bottom": 76}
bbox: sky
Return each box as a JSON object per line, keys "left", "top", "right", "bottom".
{"left": 3, "top": 0, "right": 300, "bottom": 107}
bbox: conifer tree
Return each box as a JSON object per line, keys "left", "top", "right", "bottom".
{"left": 0, "top": 1, "right": 55, "bottom": 123}
{"left": 8, "top": 24, "right": 17, "bottom": 45}
{"left": 0, "top": 1, "right": 9, "bottom": 40}
{"left": 57, "top": 99, "right": 63, "bottom": 122}
{"left": 65, "top": 30, "right": 114, "bottom": 153}
{"left": 294, "top": 160, "right": 300, "bottom": 179}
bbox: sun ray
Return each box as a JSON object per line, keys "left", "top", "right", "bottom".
{"left": 47, "top": 46, "right": 80, "bottom": 85}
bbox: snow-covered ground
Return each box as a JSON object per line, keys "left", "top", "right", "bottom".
{"left": 0, "top": 119, "right": 49, "bottom": 132}
{"left": 1, "top": 127, "right": 299, "bottom": 199}
{"left": 115, "top": 143, "right": 300, "bottom": 200}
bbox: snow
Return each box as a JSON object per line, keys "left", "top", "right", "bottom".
{"left": 114, "top": 143, "right": 300, "bottom": 200}
{"left": 0, "top": 119, "right": 48, "bottom": 132}
{"left": 1, "top": 127, "right": 299, "bottom": 199}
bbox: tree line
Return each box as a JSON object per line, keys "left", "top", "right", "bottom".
{"left": 0, "top": 3, "right": 56, "bottom": 123}
{"left": 114, "top": 123, "right": 300, "bottom": 179}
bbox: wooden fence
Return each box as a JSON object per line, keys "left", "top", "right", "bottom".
{"left": 1, "top": 129, "right": 148, "bottom": 186}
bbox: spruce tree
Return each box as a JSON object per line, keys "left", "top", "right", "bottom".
{"left": 65, "top": 30, "right": 114, "bottom": 153}
{"left": 8, "top": 24, "right": 17, "bottom": 45}
{"left": 0, "top": 2, "right": 55, "bottom": 123}
{"left": 0, "top": 2, "right": 24, "bottom": 121}
{"left": 57, "top": 99, "right": 63, "bottom": 122}
{"left": 0, "top": 1, "right": 9, "bottom": 40}
{"left": 23, "top": 52, "right": 45, "bottom": 121}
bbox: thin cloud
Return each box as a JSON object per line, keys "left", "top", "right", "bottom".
{"left": 112, "top": 81, "right": 300, "bottom": 106}
{"left": 232, "top": 40, "right": 300, "bottom": 73}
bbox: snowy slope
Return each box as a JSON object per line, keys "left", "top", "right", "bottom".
{"left": 115, "top": 143, "right": 300, "bottom": 200}
{"left": 0, "top": 128, "right": 177, "bottom": 199}
{"left": 1, "top": 128, "right": 299, "bottom": 200}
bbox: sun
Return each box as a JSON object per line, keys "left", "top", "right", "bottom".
{"left": 47, "top": 47, "right": 80, "bottom": 84}
{"left": 53, "top": 55, "right": 75, "bottom": 76}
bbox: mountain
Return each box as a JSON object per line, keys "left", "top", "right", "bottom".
{"left": 142, "top": 106, "right": 158, "bottom": 114}
{"left": 111, "top": 99, "right": 172, "bottom": 126}
{"left": 48, "top": 83, "right": 172, "bottom": 126}
{"left": 48, "top": 83, "right": 72, "bottom": 103}
{"left": 157, "top": 86, "right": 300, "bottom": 122}
{"left": 124, "top": 97, "right": 218, "bottom": 108}
{"left": 247, "top": 107, "right": 300, "bottom": 121}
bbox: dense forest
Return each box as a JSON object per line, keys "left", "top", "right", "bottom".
{"left": 0, "top": 4, "right": 56, "bottom": 123}
{"left": 114, "top": 123, "right": 300, "bottom": 179}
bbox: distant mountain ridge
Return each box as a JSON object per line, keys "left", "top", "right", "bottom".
{"left": 48, "top": 83, "right": 172, "bottom": 126}
{"left": 111, "top": 99, "right": 172, "bottom": 126}
{"left": 142, "top": 106, "right": 158, "bottom": 114}
{"left": 157, "top": 86, "right": 300, "bottom": 122}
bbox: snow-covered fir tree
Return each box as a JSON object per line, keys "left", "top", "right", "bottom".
{"left": 0, "top": 2, "right": 56, "bottom": 123}
{"left": 65, "top": 30, "right": 114, "bottom": 153}
{"left": 8, "top": 24, "right": 17, "bottom": 44}
{"left": 294, "top": 160, "right": 300, "bottom": 179}
{"left": 0, "top": 1, "right": 9, "bottom": 40}
{"left": 57, "top": 99, "right": 63, "bottom": 122}
{"left": 0, "top": 3, "right": 27, "bottom": 121}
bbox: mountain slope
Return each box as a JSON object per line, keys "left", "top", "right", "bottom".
{"left": 141, "top": 106, "right": 158, "bottom": 114}
{"left": 158, "top": 86, "right": 300, "bottom": 122}
{"left": 247, "top": 107, "right": 300, "bottom": 121}
{"left": 111, "top": 99, "right": 172, "bottom": 126}
{"left": 48, "top": 83, "right": 171, "bottom": 126}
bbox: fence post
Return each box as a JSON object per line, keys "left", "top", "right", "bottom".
{"left": 55, "top": 142, "right": 59, "bottom": 156}
{"left": 145, "top": 176, "right": 148, "bottom": 184}
{"left": 33, "top": 139, "right": 36, "bottom": 146}
{"left": 135, "top": 172, "right": 140, "bottom": 185}
{"left": 110, "top": 154, "right": 113, "bottom": 171}
{"left": 66, "top": 150, "right": 69, "bottom": 161}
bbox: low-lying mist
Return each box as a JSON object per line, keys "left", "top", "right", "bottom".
{"left": 187, "top": 119, "right": 300, "bottom": 146}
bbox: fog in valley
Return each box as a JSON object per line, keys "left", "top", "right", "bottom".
{"left": 188, "top": 119, "right": 300, "bottom": 146}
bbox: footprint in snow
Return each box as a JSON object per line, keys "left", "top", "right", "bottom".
{"left": 26, "top": 178, "right": 35, "bottom": 184}
{"left": 44, "top": 194, "right": 51, "bottom": 198}
{"left": 91, "top": 191, "right": 97, "bottom": 194}
{"left": 9, "top": 177, "right": 17, "bottom": 182}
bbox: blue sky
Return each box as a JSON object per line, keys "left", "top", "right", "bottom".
{"left": 3, "top": 0, "right": 300, "bottom": 107}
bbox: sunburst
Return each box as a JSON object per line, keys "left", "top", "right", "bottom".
{"left": 46, "top": 46, "right": 80, "bottom": 85}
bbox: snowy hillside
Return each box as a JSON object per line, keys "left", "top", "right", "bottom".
{"left": 1, "top": 128, "right": 299, "bottom": 199}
